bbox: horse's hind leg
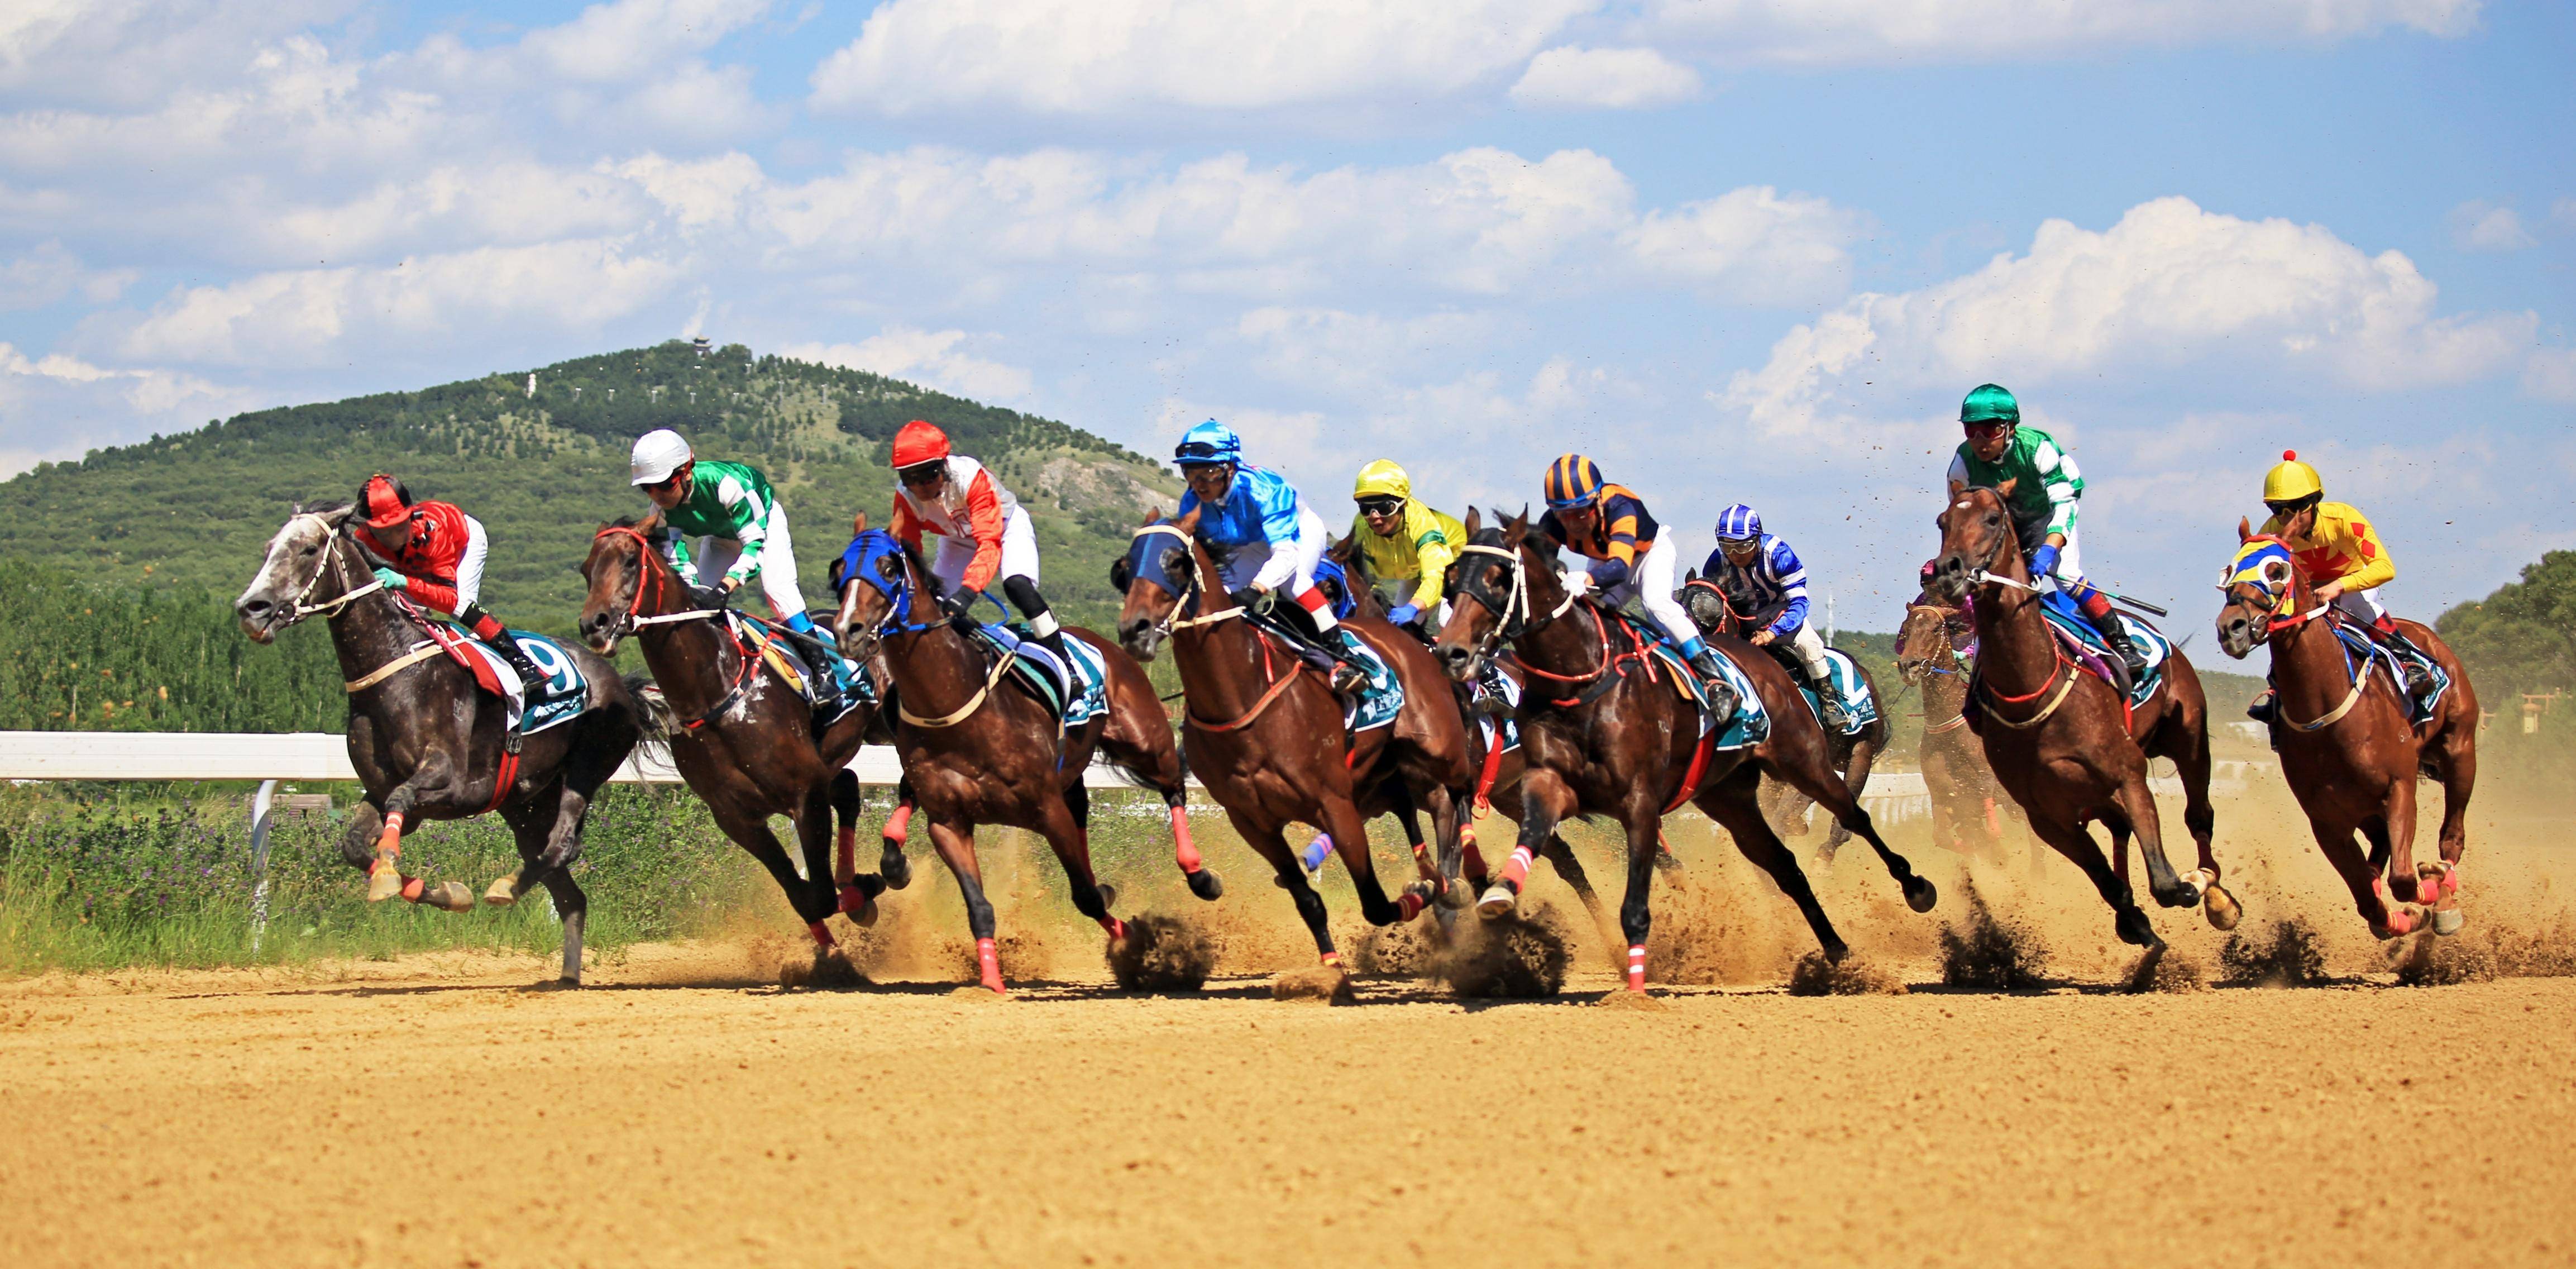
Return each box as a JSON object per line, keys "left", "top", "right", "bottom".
{"left": 1702, "top": 770, "right": 1848, "bottom": 965}
{"left": 1038, "top": 784, "right": 1126, "bottom": 943}
{"left": 807, "top": 780, "right": 882, "bottom": 925}
{"left": 538, "top": 869, "right": 589, "bottom": 985}
{"left": 714, "top": 802, "right": 840, "bottom": 947}
{"left": 924, "top": 815, "right": 1007, "bottom": 993}
{"left": 1234, "top": 812, "right": 1338, "bottom": 967}
{"left": 879, "top": 775, "right": 918, "bottom": 891}
{"left": 486, "top": 778, "right": 586, "bottom": 905}
{"left": 2108, "top": 770, "right": 2199, "bottom": 910}
{"left": 1778, "top": 754, "right": 1936, "bottom": 913}
{"left": 1480, "top": 766, "right": 1575, "bottom": 917}
{"left": 2160, "top": 714, "right": 2237, "bottom": 929}
{"left": 830, "top": 769, "right": 862, "bottom": 889}
{"left": 2031, "top": 814, "right": 2157, "bottom": 949}
{"left": 2324, "top": 820, "right": 2417, "bottom": 938}
{"left": 2424, "top": 730, "right": 2475, "bottom": 932}
{"left": 1324, "top": 795, "right": 1410, "bottom": 927}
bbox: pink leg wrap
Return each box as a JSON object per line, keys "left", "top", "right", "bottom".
{"left": 1099, "top": 914, "right": 1127, "bottom": 941}
{"left": 1500, "top": 845, "right": 1535, "bottom": 891}
{"left": 976, "top": 937, "right": 1005, "bottom": 993}
{"left": 837, "top": 884, "right": 872, "bottom": 916}
{"left": 399, "top": 876, "right": 425, "bottom": 903}
{"left": 1168, "top": 804, "right": 1203, "bottom": 874}
{"left": 835, "top": 824, "right": 857, "bottom": 888}
{"left": 807, "top": 920, "right": 837, "bottom": 948}
{"left": 882, "top": 802, "right": 914, "bottom": 845}
{"left": 1319, "top": 950, "right": 1341, "bottom": 967}
{"left": 1396, "top": 891, "right": 1426, "bottom": 922}
{"left": 1626, "top": 944, "right": 1648, "bottom": 993}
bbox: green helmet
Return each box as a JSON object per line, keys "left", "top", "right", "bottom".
{"left": 1960, "top": 383, "right": 2019, "bottom": 426}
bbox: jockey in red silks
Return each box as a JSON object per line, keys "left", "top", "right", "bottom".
{"left": 886, "top": 419, "right": 1068, "bottom": 661}
{"left": 354, "top": 474, "right": 549, "bottom": 689}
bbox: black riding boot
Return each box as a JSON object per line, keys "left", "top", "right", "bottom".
{"left": 1803, "top": 665, "right": 1849, "bottom": 728}
{"left": 1686, "top": 648, "right": 1741, "bottom": 729}
{"left": 2375, "top": 626, "right": 2438, "bottom": 700}
{"left": 2087, "top": 608, "right": 2147, "bottom": 690}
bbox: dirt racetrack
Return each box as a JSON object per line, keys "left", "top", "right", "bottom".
{"left": 6, "top": 780, "right": 2576, "bottom": 1267}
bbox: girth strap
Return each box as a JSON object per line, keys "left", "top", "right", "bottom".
{"left": 345, "top": 641, "right": 445, "bottom": 693}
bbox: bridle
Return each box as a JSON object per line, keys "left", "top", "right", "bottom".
{"left": 2221, "top": 539, "right": 2373, "bottom": 732}
{"left": 268, "top": 514, "right": 385, "bottom": 629}
{"left": 1126, "top": 523, "right": 1253, "bottom": 638}
{"left": 1449, "top": 539, "right": 1581, "bottom": 671}
{"left": 590, "top": 524, "right": 724, "bottom": 643}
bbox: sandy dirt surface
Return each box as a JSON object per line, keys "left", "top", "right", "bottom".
{"left": 6, "top": 783, "right": 2575, "bottom": 1267}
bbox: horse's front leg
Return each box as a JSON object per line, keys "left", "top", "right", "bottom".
{"left": 366, "top": 753, "right": 467, "bottom": 904}
{"left": 924, "top": 813, "right": 1005, "bottom": 993}
{"left": 2107, "top": 765, "right": 2200, "bottom": 910}
{"left": 1036, "top": 783, "right": 1125, "bottom": 942}
{"left": 1613, "top": 799, "right": 1665, "bottom": 992}
{"left": 1480, "top": 766, "right": 1575, "bottom": 917}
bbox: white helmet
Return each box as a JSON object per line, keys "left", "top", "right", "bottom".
{"left": 630, "top": 429, "right": 692, "bottom": 485}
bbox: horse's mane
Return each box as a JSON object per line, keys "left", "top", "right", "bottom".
{"left": 606, "top": 511, "right": 670, "bottom": 543}
{"left": 303, "top": 498, "right": 353, "bottom": 517}
{"left": 892, "top": 535, "right": 948, "bottom": 602}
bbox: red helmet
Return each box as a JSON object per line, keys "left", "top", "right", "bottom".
{"left": 360, "top": 474, "right": 413, "bottom": 529}
{"left": 890, "top": 419, "right": 950, "bottom": 469}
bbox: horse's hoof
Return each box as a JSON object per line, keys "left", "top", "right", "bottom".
{"left": 2373, "top": 905, "right": 2427, "bottom": 940}
{"left": 2202, "top": 882, "right": 2243, "bottom": 932}
{"left": 1903, "top": 875, "right": 1939, "bottom": 914}
{"left": 836, "top": 885, "right": 878, "bottom": 928}
{"left": 2115, "top": 908, "right": 2157, "bottom": 947}
{"left": 483, "top": 874, "right": 520, "bottom": 907}
{"left": 422, "top": 882, "right": 477, "bottom": 913}
{"left": 1821, "top": 939, "right": 1851, "bottom": 965}
{"left": 1185, "top": 868, "right": 1225, "bottom": 901}
{"left": 2153, "top": 876, "right": 2204, "bottom": 910}
{"left": 880, "top": 845, "right": 912, "bottom": 891}
{"left": 365, "top": 862, "right": 404, "bottom": 903}
{"left": 2432, "top": 908, "right": 2464, "bottom": 937}
{"left": 1433, "top": 876, "right": 1471, "bottom": 910}
{"left": 1475, "top": 885, "right": 1518, "bottom": 919}
{"left": 1095, "top": 883, "right": 1118, "bottom": 912}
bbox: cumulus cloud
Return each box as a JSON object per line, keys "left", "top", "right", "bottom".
{"left": 0, "top": 241, "right": 135, "bottom": 310}
{"left": 1723, "top": 196, "right": 2536, "bottom": 438}
{"left": 1644, "top": 0, "right": 2481, "bottom": 65}
{"left": 0, "top": 341, "right": 251, "bottom": 474}
{"left": 810, "top": 0, "right": 1595, "bottom": 116}
{"left": 2447, "top": 199, "right": 2535, "bottom": 251}
{"left": 1508, "top": 45, "right": 1701, "bottom": 109}
{"left": 780, "top": 329, "right": 1035, "bottom": 402}
{"left": 2525, "top": 348, "right": 2576, "bottom": 404}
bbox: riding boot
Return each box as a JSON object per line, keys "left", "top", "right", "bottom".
{"left": 2374, "top": 626, "right": 2438, "bottom": 701}
{"left": 489, "top": 634, "right": 548, "bottom": 695}
{"left": 1687, "top": 648, "right": 1741, "bottom": 729}
{"left": 1804, "top": 666, "right": 1850, "bottom": 729}
{"left": 1472, "top": 661, "right": 1513, "bottom": 715}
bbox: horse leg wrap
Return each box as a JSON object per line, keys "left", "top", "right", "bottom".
{"left": 882, "top": 802, "right": 914, "bottom": 847}
{"left": 1460, "top": 836, "right": 1489, "bottom": 888}
{"left": 1098, "top": 914, "right": 1128, "bottom": 942}
{"left": 1396, "top": 891, "right": 1426, "bottom": 922}
{"left": 1626, "top": 944, "right": 1648, "bottom": 993}
{"left": 1168, "top": 804, "right": 1204, "bottom": 875}
{"left": 976, "top": 937, "right": 1005, "bottom": 993}
{"left": 1298, "top": 833, "right": 1335, "bottom": 873}
{"left": 366, "top": 815, "right": 408, "bottom": 903}
{"left": 375, "top": 811, "right": 406, "bottom": 858}
{"left": 835, "top": 824, "right": 857, "bottom": 889}
{"left": 1500, "top": 845, "right": 1535, "bottom": 892}
{"left": 399, "top": 876, "right": 426, "bottom": 904}
{"left": 807, "top": 920, "right": 837, "bottom": 949}
{"left": 1319, "top": 951, "right": 1341, "bottom": 969}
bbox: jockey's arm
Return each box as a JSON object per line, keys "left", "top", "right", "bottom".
{"left": 714, "top": 474, "right": 768, "bottom": 589}
{"left": 1766, "top": 539, "right": 1810, "bottom": 637}
{"left": 2037, "top": 438, "right": 2080, "bottom": 539}
{"left": 958, "top": 467, "right": 1007, "bottom": 593}
{"left": 1407, "top": 523, "right": 1457, "bottom": 610}
{"left": 658, "top": 532, "right": 700, "bottom": 586}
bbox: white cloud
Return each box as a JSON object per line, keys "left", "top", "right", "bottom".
{"left": 2447, "top": 199, "right": 2534, "bottom": 251}
{"left": 2525, "top": 348, "right": 2576, "bottom": 404}
{"left": 1509, "top": 45, "right": 1702, "bottom": 109}
{"left": 810, "top": 0, "right": 1595, "bottom": 116}
{"left": 1624, "top": 185, "right": 1863, "bottom": 305}
{"left": 0, "top": 0, "right": 352, "bottom": 109}
{"left": 1724, "top": 196, "right": 2535, "bottom": 438}
{"left": 1645, "top": 0, "right": 2481, "bottom": 65}
{"left": 0, "top": 341, "right": 250, "bottom": 475}
{"left": 0, "top": 240, "right": 135, "bottom": 309}
{"left": 780, "top": 329, "right": 1034, "bottom": 402}
{"left": 518, "top": 0, "right": 768, "bottom": 83}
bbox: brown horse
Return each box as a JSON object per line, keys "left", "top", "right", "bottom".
{"left": 1895, "top": 599, "right": 2029, "bottom": 860}
{"left": 835, "top": 524, "right": 1215, "bottom": 993}
{"left": 577, "top": 512, "right": 885, "bottom": 970}
{"left": 1435, "top": 512, "right": 1937, "bottom": 990}
{"left": 2214, "top": 524, "right": 2478, "bottom": 938}
{"left": 1928, "top": 483, "right": 2240, "bottom": 952}
{"left": 1116, "top": 507, "right": 1475, "bottom": 982}
{"left": 1677, "top": 575, "right": 1889, "bottom": 860}
{"left": 235, "top": 502, "right": 651, "bottom": 985}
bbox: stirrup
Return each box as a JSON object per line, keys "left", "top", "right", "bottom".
{"left": 2245, "top": 691, "right": 2277, "bottom": 726}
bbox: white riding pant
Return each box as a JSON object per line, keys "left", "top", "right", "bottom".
{"left": 1216, "top": 504, "right": 1328, "bottom": 597}
{"left": 2331, "top": 584, "right": 2387, "bottom": 624}
{"left": 2029, "top": 521, "right": 2086, "bottom": 589}
{"left": 1780, "top": 621, "right": 1833, "bottom": 680}
{"left": 691, "top": 502, "right": 805, "bottom": 619}
{"left": 1589, "top": 533, "right": 1696, "bottom": 649}
{"left": 928, "top": 505, "right": 1040, "bottom": 593}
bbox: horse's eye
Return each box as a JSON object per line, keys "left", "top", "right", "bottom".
{"left": 875, "top": 555, "right": 900, "bottom": 581}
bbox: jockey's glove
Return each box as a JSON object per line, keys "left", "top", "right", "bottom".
{"left": 1388, "top": 602, "right": 1421, "bottom": 627}
{"left": 1563, "top": 570, "right": 1594, "bottom": 597}
{"left": 1229, "top": 587, "right": 1277, "bottom": 617}
{"left": 2030, "top": 543, "right": 2061, "bottom": 581}
{"left": 689, "top": 583, "right": 730, "bottom": 612}
{"left": 943, "top": 585, "right": 983, "bottom": 622}
{"left": 371, "top": 567, "right": 408, "bottom": 591}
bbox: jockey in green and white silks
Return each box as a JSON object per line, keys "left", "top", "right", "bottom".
{"left": 1944, "top": 384, "right": 2147, "bottom": 676}
{"left": 629, "top": 428, "right": 820, "bottom": 639}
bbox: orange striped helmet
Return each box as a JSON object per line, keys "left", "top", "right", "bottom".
{"left": 1543, "top": 454, "right": 1604, "bottom": 510}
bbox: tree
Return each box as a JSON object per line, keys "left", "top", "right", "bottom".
{"left": 2436, "top": 550, "right": 2576, "bottom": 698}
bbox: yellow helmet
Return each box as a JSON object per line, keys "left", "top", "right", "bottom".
{"left": 2262, "top": 449, "right": 2322, "bottom": 504}
{"left": 1354, "top": 459, "right": 1413, "bottom": 503}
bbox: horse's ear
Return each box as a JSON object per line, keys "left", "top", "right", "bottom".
{"left": 317, "top": 503, "right": 357, "bottom": 529}
{"left": 1463, "top": 506, "right": 1481, "bottom": 536}
{"left": 1174, "top": 504, "right": 1202, "bottom": 534}
{"left": 638, "top": 507, "right": 663, "bottom": 535}
{"left": 1946, "top": 479, "right": 1967, "bottom": 500}
{"left": 1684, "top": 566, "right": 1698, "bottom": 583}
{"left": 852, "top": 509, "right": 869, "bottom": 534}
{"left": 1502, "top": 506, "right": 1529, "bottom": 543}
{"left": 2236, "top": 516, "right": 2253, "bottom": 544}
{"left": 1141, "top": 507, "right": 1163, "bottom": 526}
{"left": 1994, "top": 476, "right": 2018, "bottom": 499}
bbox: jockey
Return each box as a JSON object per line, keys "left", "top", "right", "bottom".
{"left": 887, "top": 419, "right": 1067, "bottom": 661}
{"left": 1173, "top": 419, "right": 1366, "bottom": 694}
{"left": 353, "top": 474, "right": 548, "bottom": 690}
{"left": 628, "top": 428, "right": 823, "bottom": 641}
{"left": 1702, "top": 503, "right": 1848, "bottom": 728}
{"left": 1536, "top": 454, "right": 1738, "bottom": 713}
{"left": 1348, "top": 459, "right": 1465, "bottom": 632}
{"left": 1946, "top": 383, "right": 2148, "bottom": 678}
{"left": 2255, "top": 449, "right": 2436, "bottom": 704}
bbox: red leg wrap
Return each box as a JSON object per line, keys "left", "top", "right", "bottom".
{"left": 1500, "top": 845, "right": 1535, "bottom": 891}
{"left": 1169, "top": 804, "right": 1203, "bottom": 874}
{"left": 1396, "top": 892, "right": 1425, "bottom": 922}
{"left": 976, "top": 937, "right": 1005, "bottom": 993}
{"left": 882, "top": 802, "right": 914, "bottom": 845}
{"left": 376, "top": 811, "right": 405, "bottom": 857}
{"left": 1460, "top": 837, "right": 1489, "bottom": 888}
{"left": 1626, "top": 944, "right": 1648, "bottom": 993}
{"left": 1100, "top": 915, "right": 1127, "bottom": 942}
{"left": 400, "top": 876, "right": 426, "bottom": 903}
{"left": 807, "top": 920, "right": 836, "bottom": 948}
{"left": 1319, "top": 950, "right": 1341, "bottom": 967}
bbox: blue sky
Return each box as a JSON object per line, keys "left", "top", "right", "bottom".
{"left": 2, "top": 0, "right": 2569, "bottom": 628}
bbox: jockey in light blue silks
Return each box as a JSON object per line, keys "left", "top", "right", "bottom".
{"left": 1701, "top": 503, "right": 1849, "bottom": 728}
{"left": 1172, "top": 420, "right": 1367, "bottom": 694}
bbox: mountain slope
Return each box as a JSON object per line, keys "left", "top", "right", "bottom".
{"left": 0, "top": 342, "right": 1178, "bottom": 633}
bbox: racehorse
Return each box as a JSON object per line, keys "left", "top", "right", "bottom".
{"left": 235, "top": 502, "right": 651, "bottom": 985}
{"left": 577, "top": 511, "right": 885, "bottom": 970}
{"left": 1894, "top": 598, "right": 2029, "bottom": 860}
{"left": 1677, "top": 575, "right": 1889, "bottom": 860}
{"left": 1435, "top": 511, "right": 1938, "bottom": 990}
{"left": 2214, "top": 522, "right": 2478, "bottom": 938}
{"left": 1116, "top": 507, "right": 1476, "bottom": 983}
{"left": 1927, "top": 483, "right": 2240, "bottom": 954}
{"left": 835, "top": 521, "right": 1217, "bottom": 994}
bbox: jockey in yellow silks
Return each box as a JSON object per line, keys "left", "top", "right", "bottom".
{"left": 2252, "top": 449, "right": 2436, "bottom": 705}
{"left": 1347, "top": 460, "right": 1466, "bottom": 632}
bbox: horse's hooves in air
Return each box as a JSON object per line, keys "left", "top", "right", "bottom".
{"left": 419, "top": 881, "right": 476, "bottom": 913}
{"left": 1095, "top": 883, "right": 1119, "bottom": 912}
{"left": 482, "top": 874, "right": 520, "bottom": 907}
{"left": 1432, "top": 875, "right": 1473, "bottom": 910}
{"left": 366, "top": 864, "right": 405, "bottom": 904}
{"left": 1185, "top": 868, "right": 1224, "bottom": 901}
{"left": 1475, "top": 885, "right": 1518, "bottom": 919}
{"left": 1902, "top": 875, "right": 1939, "bottom": 914}
{"left": 2432, "top": 908, "right": 2465, "bottom": 937}
{"left": 2114, "top": 908, "right": 2158, "bottom": 947}
{"left": 2373, "top": 905, "right": 2430, "bottom": 940}
{"left": 837, "top": 884, "right": 879, "bottom": 928}
{"left": 2201, "top": 882, "right": 2243, "bottom": 931}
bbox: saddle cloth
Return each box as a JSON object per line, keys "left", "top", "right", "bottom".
{"left": 414, "top": 615, "right": 591, "bottom": 738}
{"left": 974, "top": 623, "right": 1110, "bottom": 729}
{"left": 2321, "top": 619, "right": 2452, "bottom": 727}
{"left": 1797, "top": 647, "right": 1879, "bottom": 737}
{"left": 2036, "top": 590, "right": 2172, "bottom": 710}
{"left": 1337, "top": 627, "right": 1404, "bottom": 734}
{"left": 731, "top": 612, "right": 874, "bottom": 727}
{"left": 1628, "top": 616, "right": 1769, "bottom": 751}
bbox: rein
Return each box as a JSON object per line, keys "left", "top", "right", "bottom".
{"left": 1454, "top": 540, "right": 1588, "bottom": 689}
{"left": 2221, "top": 541, "right": 2375, "bottom": 733}
{"left": 592, "top": 524, "right": 758, "bottom": 730}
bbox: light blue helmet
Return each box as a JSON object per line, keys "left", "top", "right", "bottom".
{"left": 1715, "top": 503, "right": 1762, "bottom": 543}
{"left": 1175, "top": 419, "right": 1241, "bottom": 467}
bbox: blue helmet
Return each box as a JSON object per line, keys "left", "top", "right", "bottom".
{"left": 1715, "top": 503, "right": 1762, "bottom": 543}
{"left": 1174, "top": 419, "right": 1241, "bottom": 468}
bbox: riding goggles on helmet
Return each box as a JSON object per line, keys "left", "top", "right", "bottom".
{"left": 1174, "top": 441, "right": 1234, "bottom": 465}
{"left": 2264, "top": 493, "right": 2322, "bottom": 518}
{"left": 897, "top": 460, "right": 947, "bottom": 486}
{"left": 1356, "top": 495, "right": 1404, "bottom": 518}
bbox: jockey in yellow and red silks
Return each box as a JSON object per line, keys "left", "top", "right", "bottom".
{"left": 2253, "top": 450, "right": 2436, "bottom": 703}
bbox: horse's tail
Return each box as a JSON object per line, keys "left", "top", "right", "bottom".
{"left": 624, "top": 672, "right": 675, "bottom": 745}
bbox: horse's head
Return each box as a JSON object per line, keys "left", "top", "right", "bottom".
{"left": 1434, "top": 507, "right": 1551, "bottom": 681}
{"left": 577, "top": 509, "right": 673, "bottom": 653}
{"left": 1115, "top": 505, "right": 1205, "bottom": 661}
{"left": 1677, "top": 571, "right": 1732, "bottom": 638}
{"left": 235, "top": 501, "right": 359, "bottom": 643}
{"left": 1895, "top": 602, "right": 1962, "bottom": 683}
{"left": 2215, "top": 518, "right": 2303, "bottom": 660}
{"left": 829, "top": 512, "right": 916, "bottom": 661}
{"left": 1930, "top": 479, "right": 2022, "bottom": 603}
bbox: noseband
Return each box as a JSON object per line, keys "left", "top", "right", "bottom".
{"left": 267, "top": 514, "right": 385, "bottom": 629}
{"left": 1126, "top": 523, "right": 1248, "bottom": 637}
{"left": 1450, "top": 541, "right": 1578, "bottom": 664}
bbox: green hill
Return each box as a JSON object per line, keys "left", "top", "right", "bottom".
{"left": 0, "top": 341, "right": 1179, "bottom": 635}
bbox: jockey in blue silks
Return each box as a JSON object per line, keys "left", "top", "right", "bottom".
{"left": 1172, "top": 419, "right": 1366, "bottom": 694}
{"left": 1701, "top": 502, "right": 1849, "bottom": 728}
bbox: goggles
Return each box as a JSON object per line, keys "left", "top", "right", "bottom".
{"left": 897, "top": 461, "right": 947, "bottom": 486}
{"left": 1174, "top": 441, "right": 1233, "bottom": 464}
{"left": 1962, "top": 420, "right": 2012, "bottom": 439}
{"left": 1356, "top": 496, "right": 1404, "bottom": 518}
{"left": 2264, "top": 495, "right": 2320, "bottom": 518}
{"left": 1717, "top": 535, "right": 1760, "bottom": 551}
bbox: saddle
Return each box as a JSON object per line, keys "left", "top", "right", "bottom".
{"left": 382, "top": 595, "right": 590, "bottom": 741}
{"left": 729, "top": 612, "right": 874, "bottom": 727}
{"left": 2320, "top": 617, "right": 2451, "bottom": 728}
{"left": 967, "top": 623, "right": 1108, "bottom": 730}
